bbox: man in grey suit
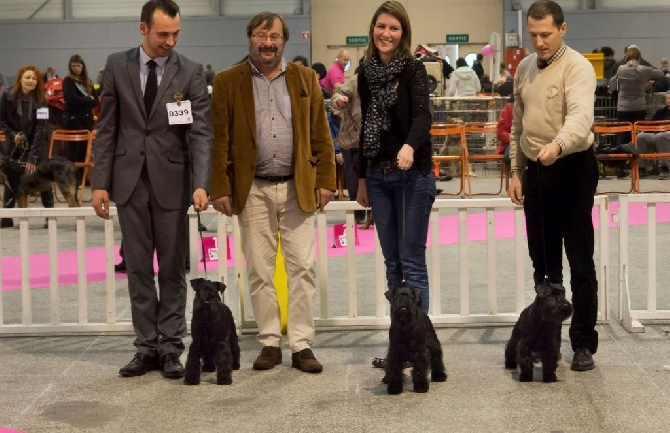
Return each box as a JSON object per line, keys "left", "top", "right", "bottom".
{"left": 91, "top": 0, "right": 212, "bottom": 379}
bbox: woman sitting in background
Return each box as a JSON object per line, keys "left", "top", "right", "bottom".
{"left": 0, "top": 65, "right": 54, "bottom": 228}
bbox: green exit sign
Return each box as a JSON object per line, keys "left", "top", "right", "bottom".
{"left": 346, "top": 36, "right": 369, "bottom": 45}
{"left": 446, "top": 34, "right": 469, "bottom": 43}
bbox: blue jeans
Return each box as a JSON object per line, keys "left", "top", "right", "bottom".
{"left": 366, "top": 167, "right": 436, "bottom": 312}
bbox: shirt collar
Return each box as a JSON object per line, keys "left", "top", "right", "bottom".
{"left": 538, "top": 43, "right": 566, "bottom": 69}
{"left": 249, "top": 58, "right": 287, "bottom": 79}
{"left": 139, "top": 45, "right": 169, "bottom": 68}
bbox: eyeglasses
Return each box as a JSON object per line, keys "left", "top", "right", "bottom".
{"left": 252, "top": 33, "right": 283, "bottom": 43}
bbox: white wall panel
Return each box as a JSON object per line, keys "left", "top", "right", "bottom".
{"left": 221, "top": 0, "right": 301, "bottom": 16}
{"left": 71, "top": 0, "right": 213, "bottom": 18}
{"left": 0, "top": 0, "right": 64, "bottom": 20}
{"left": 600, "top": 0, "right": 670, "bottom": 8}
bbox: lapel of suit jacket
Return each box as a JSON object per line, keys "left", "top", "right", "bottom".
{"left": 284, "top": 64, "right": 302, "bottom": 140}
{"left": 125, "top": 48, "right": 145, "bottom": 118}
{"left": 153, "top": 51, "right": 178, "bottom": 118}
{"left": 239, "top": 64, "right": 257, "bottom": 143}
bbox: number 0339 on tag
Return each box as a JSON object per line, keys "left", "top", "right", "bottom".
{"left": 166, "top": 100, "right": 193, "bottom": 125}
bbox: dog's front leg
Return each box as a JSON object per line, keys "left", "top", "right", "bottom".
{"left": 517, "top": 340, "right": 534, "bottom": 382}
{"left": 541, "top": 334, "right": 559, "bottom": 383}
{"left": 385, "top": 346, "right": 405, "bottom": 395}
{"left": 184, "top": 338, "right": 203, "bottom": 385}
{"left": 215, "top": 338, "right": 233, "bottom": 385}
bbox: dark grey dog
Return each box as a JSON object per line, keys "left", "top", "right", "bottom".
{"left": 505, "top": 282, "right": 573, "bottom": 382}
{"left": 384, "top": 285, "right": 447, "bottom": 394}
{"left": 184, "top": 278, "right": 240, "bottom": 385}
{"left": 0, "top": 156, "right": 78, "bottom": 208}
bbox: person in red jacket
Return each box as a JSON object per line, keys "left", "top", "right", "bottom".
{"left": 496, "top": 95, "right": 514, "bottom": 165}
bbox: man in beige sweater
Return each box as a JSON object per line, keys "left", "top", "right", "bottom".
{"left": 508, "top": 0, "right": 599, "bottom": 372}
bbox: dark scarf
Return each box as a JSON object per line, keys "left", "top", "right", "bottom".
{"left": 362, "top": 56, "right": 408, "bottom": 158}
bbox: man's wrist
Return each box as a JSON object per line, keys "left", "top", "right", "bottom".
{"left": 554, "top": 138, "right": 566, "bottom": 155}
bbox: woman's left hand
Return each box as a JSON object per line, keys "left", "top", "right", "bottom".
{"left": 24, "top": 162, "right": 36, "bottom": 175}
{"left": 396, "top": 144, "right": 414, "bottom": 171}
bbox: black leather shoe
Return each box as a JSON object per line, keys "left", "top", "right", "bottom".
{"left": 119, "top": 353, "right": 159, "bottom": 377}
{"left": 161, "top": 353, "right": 185, "bottom": 379}
{"left": 571, "top": 348, "right": 595, "bottom": 371}
{"left": 114, "top": 261, "right": 127, "bottom": 273}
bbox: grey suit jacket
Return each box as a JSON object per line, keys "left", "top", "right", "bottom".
{"left": 92, "top": 47, "right": 212, "bottom": 210}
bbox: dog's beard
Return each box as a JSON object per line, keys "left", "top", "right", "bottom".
{"left": 391, "top": 297, "right": 417, "bottom": 329}
{"left": 540, "top": 299, "right": 573, "bottom": 323}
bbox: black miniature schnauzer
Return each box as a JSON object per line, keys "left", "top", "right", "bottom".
{"left": 0, "top": 156, "right": 79, "bottom": 208}
{"left": 384, "top": 285, "right": 447, "bottom": 394}
{"left": 505, "top": 281, "right": 573, "bottom": 382}
{"left": 184, "top": 278, "right": 240, "bottom": 385}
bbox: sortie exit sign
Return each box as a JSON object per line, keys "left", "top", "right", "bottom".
{"left": 446, "top": 34, "right": 469, "bottom": 43}
{"left": 346, "top": 36, "right": 369, "bottom": 45}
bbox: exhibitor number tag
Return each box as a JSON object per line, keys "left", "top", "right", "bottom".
{"left": 166, "top": 100, "right": 193, "bottom": 124}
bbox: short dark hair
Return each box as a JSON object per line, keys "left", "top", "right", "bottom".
{"left": 246, "top": 12, "right": 289, "bottom": 43}
{"left": 456, "top": 57, "right": 467, "bottom": 68}
{"left": 601, "top": 46, "right": 614, "bottom": 57}
{"left": 311, "top": 62, "right": 327, "bottom": 80}
{"left": 141, "top": 0, "right": 180, "bottom": 27}
{"left": 527, "top": 0, "right": 564, "bottom": 28}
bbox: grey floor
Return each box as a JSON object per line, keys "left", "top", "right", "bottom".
{"left": 1, "top": 174, "right": 670, "bottom": 433}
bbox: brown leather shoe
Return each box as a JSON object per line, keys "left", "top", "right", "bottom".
{"left": 253, "top": 346, "right": 282, "bottom": 370}
{"left": 291, "top": 348, "right": 323, "bottom": 373}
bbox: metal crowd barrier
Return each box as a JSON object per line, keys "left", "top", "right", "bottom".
{"left": 617, "top": 193, "right": 670, "bottom": 332}
{"left": 0, "top": 196, "right": 612, "bottom": 335}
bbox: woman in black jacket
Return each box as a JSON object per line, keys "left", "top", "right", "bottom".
{"left": 0, "top": 65, "right": 54, "bottom": 228}
{"left": 356, "top": 1, "right": 436, "bottom": 368}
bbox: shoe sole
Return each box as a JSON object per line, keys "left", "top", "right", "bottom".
{"left": 570, "top": 363, "right": 595, "bottom": 371}
{"left": 291, "top": 363, "right": 323, "bottom": 373}
{"left": 161, "top": 370, "right": 185, "bottom": 379}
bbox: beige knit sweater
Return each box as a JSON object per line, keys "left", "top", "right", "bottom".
{"left": 510, "top": 45, "right": 596, "bottom": 169}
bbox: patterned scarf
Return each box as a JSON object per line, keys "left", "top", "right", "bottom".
{"left": 362, "top": 56, "right": 407, "bottom": 158}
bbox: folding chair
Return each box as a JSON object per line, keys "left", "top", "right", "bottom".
{"left": 463, "top": 122, "right": 507, "bottom": 197}
{"left": 48, "top": 129, "right": 91, "bottom": 204}
{"left": 633, "top": 120, "right": 670, "bottom": 193}
{"left": 430, "top": 123, "right": 465, "bottom": 197}
{"left": 592, "top": 121, "right": 637, "bottom": 194}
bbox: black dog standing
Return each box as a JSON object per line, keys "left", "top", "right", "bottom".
{"left": 384, "top": 286, "right": 447, "bottom": 394}
{"left": 184, "top": 278, "right": 240, "bottom": 385}
{"left": 505, "top": 282, "right": 573, "bottom": 382}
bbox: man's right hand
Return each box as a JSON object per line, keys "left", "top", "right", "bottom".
{"left": 212, "top": 195, "right": 233, "bottom": 216}
{"left": 509, "top": 172, "right": 523, "bottom": 206}
{"left": 92, "top": 189, "right": 110, "bottom": 219}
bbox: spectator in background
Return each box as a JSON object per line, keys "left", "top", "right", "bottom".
{"left": 332, "top": 74, "right": 365, "bottom": 224}
{"left": 311, "top": 62, "right": 330, "bottom": 98}
{"left": 0, "top": 65, "right": 54, "bottom": 229}
{"left": 472, "top": 53, "right": 484, "bottom": 79}
{"left": 321, "top": 49, "right": 350, "bottom": 95}
{"left": 448, "top": 57, "right": 481, "bottom": 96}
{"left": 204, "top": 64, "right": 215, "bottom": 86}
{"left": 635, "top": 90, "right": 670, "bottom": 179}
{"left": 660, "top": 58, "right": 669, "bottom": 74}
{"left": 63, "top": 54, "right": 98, "bottom": 131}
{"left": 496, "top": 95, "right": 513, "bottom": 165}
{"left": 42, "top": 66, "right": 58, "bottom": 82}
{"left": 609, "top": 45, "right": 664, "bottom": 152}
{"left": 291, "top": 55, "right": 309, "bottom": 67}
{"left": 479, "top": 73, "right": 493, "bottom": 93}
{"left": 601, "top": 46, "right": 617, "bottom": 79}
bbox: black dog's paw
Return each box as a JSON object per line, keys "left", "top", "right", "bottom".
{"left": 387, "top": 382, "right": 403, "bottom": 395}
{"left": 184, "top": 377, "right": 200, "bottom": 386}
{"left": 414, "top": 381, "right": 429, "bottom": 393}
{"left": 543, "top": 372, "right": 557, "bottom": 383}
{"left": 519, "top": 371, "right": 533, "bottom": 382}
{"left": 217, "top": 377, "right": 233, "bottom": 385}
{"left": 233, "top": 361, "right": 241, "bottom": 370}
{"left": 432, "top": 371, "right": 447, "bottom": 382}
